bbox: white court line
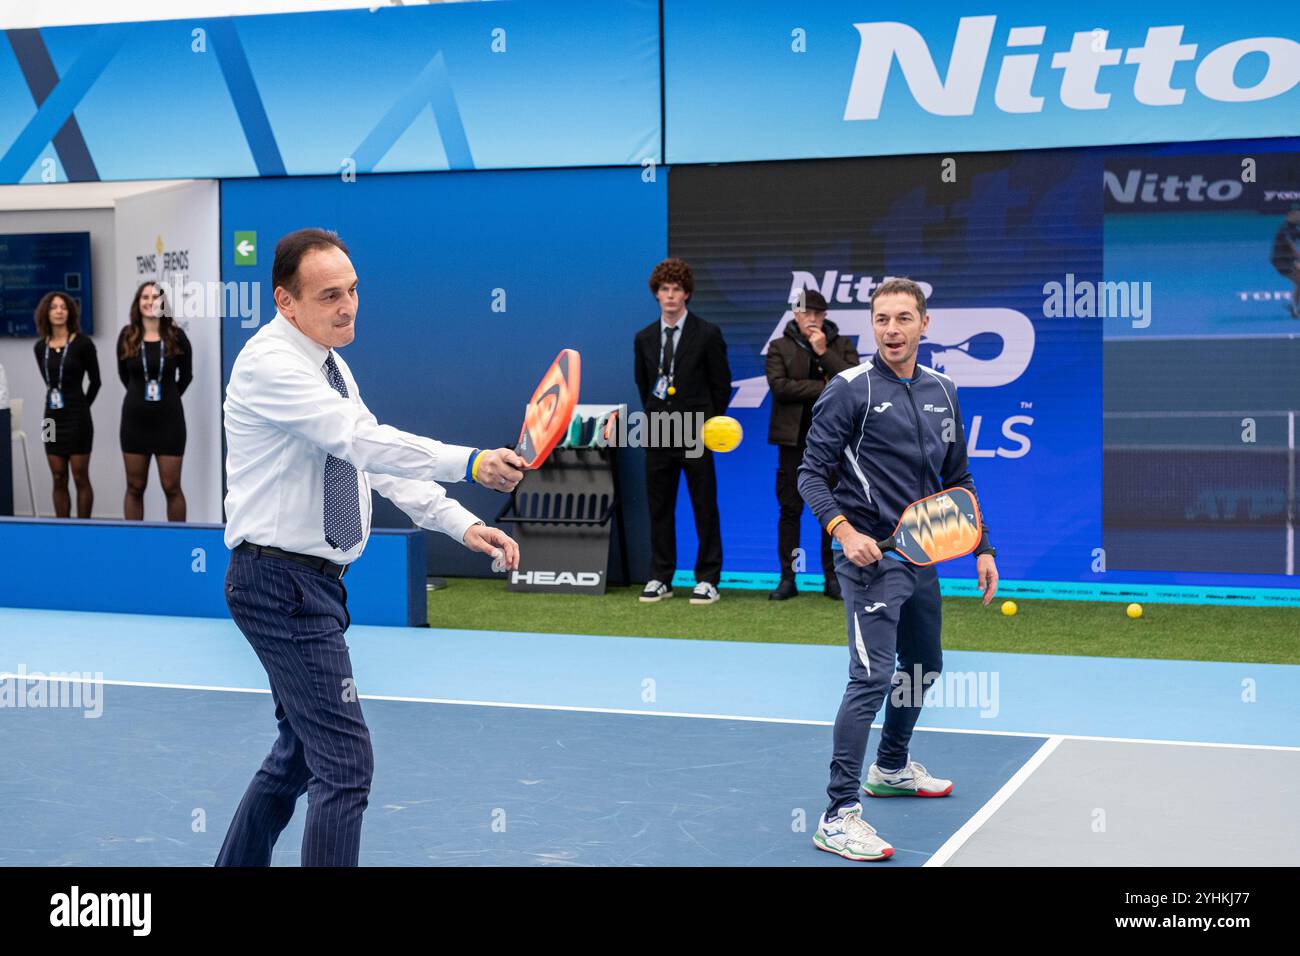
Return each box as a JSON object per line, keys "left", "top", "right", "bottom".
{"left": 923, "top": 735, "right": 1064, "bottom": 868}
{"left": 3, "top": 673, "right": 1299, "bottom": 752}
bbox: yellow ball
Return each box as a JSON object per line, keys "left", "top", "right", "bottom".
{"left": 1127, "top": 603, "right": 1143, "bottom": 619}
{"left": 1001, "top": 600, "right": 1017, "bottom": 616}
{"left": 702, "top": 415, "right": 743, "bottom": 453}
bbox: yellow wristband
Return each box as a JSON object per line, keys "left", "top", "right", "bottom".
{"left": 826, "top": 515, "right": 847, "bottom": 535}
{"left": 471, "top": 451, "right": 485, "bottom": 483}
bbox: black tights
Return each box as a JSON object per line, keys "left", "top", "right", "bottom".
{"left": 47, "top": 453, "right": 93, "bottom": 518}
{"left": 123, "top": 453, "right": 187, "bottom": 522}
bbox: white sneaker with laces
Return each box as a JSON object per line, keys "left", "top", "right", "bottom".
{"left": 639, "top": 580, "right": 673, "bottom": 603}
{"left": 813, "top": 803, "right": 894, "bottom": 861}
{"left": 864, "top": 760, "right": 953, "bottom": 797}
{"left": 689, "top": 582, "right": 720, "bottom": 604}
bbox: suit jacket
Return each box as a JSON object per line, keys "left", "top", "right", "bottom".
{"left": 634, "top": 311, "right": 732, "bottom": 419}
{"left": 765, "top": 317, "right": 860, "bottom": 446}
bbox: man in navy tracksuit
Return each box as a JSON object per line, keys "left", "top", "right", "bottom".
{"left": 798, "top": 277, "right": 999, "bottom": 862}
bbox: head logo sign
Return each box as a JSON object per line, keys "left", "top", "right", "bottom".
{"left": 843, "top": 16, "right": 1300, "bottom": 121}
{"left": 729, "top": 274, "right": 1035, "bottom": 408}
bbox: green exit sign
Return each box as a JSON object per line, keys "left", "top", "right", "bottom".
{"left": 234, "top": 231, "right": 257, "bottom": 266}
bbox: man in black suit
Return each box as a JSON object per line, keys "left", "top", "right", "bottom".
{"left": 634, "top": 258, "right": 732, "bottom": 604}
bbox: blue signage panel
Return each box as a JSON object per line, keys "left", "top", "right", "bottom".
{"left": 0, "top": 232, "right": 92, "bottom": 336}
{"left": 665, "top": 0, "right": 1300, "bottom": 163}
{"left": 0, "top": 0, "right": 661, "bottom": 184}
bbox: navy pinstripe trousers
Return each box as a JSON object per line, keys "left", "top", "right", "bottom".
{"left": 216, "top": 548, "right": 374, "bottom": 867}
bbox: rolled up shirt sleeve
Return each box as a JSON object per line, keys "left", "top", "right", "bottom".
{"left": 239, "top": 345, "right": 473, "bottom": 482}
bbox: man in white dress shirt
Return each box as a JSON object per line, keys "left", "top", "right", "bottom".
{"left": 216, "top": 228, "right": 523, "bottom": 866}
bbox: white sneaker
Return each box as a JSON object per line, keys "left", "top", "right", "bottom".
{"left": 813, "top": 803, "right": 894, "bottom": 861}
{"left": 689, "top": 582, "right": 720, "bottom": 605}
{"left": 864, "top": 760, "right": 953, "bottom": 798}
{"left": 639, "top": 580, "right": 672, "bottom": 603}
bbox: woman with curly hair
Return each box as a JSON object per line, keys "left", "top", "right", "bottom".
{"left": 32, "top": 291, "right": 100, "bottom": 518}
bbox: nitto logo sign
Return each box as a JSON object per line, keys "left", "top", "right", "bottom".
{"left": 1104, "top": 169, "right": 1244, "bottom": 204}
{"left": 729, "top": 272, "right": 1036, "bottom": 408}
{"left": 844, "top": 17, "right": 1300, "bottom": 120}
{"left": 729, "top": 272, "right": 1036, "bottom": 459}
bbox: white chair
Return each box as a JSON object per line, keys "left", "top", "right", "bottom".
{"left": 8, "top": 398, "right": 37, "bottom": 517}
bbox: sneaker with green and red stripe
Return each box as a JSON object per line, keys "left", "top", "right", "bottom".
{"left": 864, "top": 760, "right": 953, "bottom": 797}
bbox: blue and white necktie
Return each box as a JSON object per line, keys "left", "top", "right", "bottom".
{"left": 322, "top": 353, "right": 362, "bottom": 551}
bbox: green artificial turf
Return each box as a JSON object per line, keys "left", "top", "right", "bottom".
{"left": 427, "top": 579, "right": 1300, "bottom": 665}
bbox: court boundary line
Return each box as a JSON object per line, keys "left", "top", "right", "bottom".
{"left": 3, "top": 673, "right": 1298, "bottom": 752}
{"left": 923, "top": 735, "right": 1065, "bottom": 868}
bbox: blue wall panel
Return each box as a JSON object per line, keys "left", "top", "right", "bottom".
{"left": 219, "top": 167, "right": 668, "bottom": 579}
{"left": 0, "top": 519, "right": 426, "bottom": 626}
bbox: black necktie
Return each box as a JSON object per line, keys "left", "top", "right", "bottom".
{"left": 662, "top": 325, "right": 677, "bottom": 373}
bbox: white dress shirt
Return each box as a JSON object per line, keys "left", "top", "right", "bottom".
{"left": 659, "top": 311, "right": 688, "bottom": 348}
{"left": 658, "top": 311, "right": 688, "bottom": 374}
{"left": 223, "top": 312, "right": 481, "bottom": 562}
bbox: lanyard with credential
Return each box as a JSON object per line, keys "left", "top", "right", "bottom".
{"left": 143, "top": 341, "right": 165, "bottom": 384}
{"left": 44, "top": 340, "right": 69, "bottom": 391}
{"left": 657, "top": 323, "right": 681, "bottom": 398}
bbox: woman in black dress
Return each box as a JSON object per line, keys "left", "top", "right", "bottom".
{"left": 32, "top": 291, "right": 101, "bottom": 518}
{"left": 117, "top": 281, "right": 193, "bottom": 521}
{"left": 117, "top": 283, "right": 191, "bottom": 522}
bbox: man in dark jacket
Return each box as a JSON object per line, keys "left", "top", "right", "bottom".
{"left": 633, "top": 258, "right": 733, "bottom": 604}
{"left": 1271, "top": 208, "right": 1300, "bottom": 318}
{"left": 765, "top": 289, "right": 860, "bottom": 600}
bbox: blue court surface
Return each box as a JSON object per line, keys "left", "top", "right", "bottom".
{"left": 1, "top": 607, "right": 1298, "bottom": 866}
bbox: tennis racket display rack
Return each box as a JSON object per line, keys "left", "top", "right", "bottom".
{"left": 495, "top": 447, "right": 630, "bottom": 595}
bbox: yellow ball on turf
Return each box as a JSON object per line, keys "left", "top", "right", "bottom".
{"left": 1001, "top": 600, "right": 1017, "bottom": 616}
{"left": 1127, "top": 603, "right": 1143, "bottom": 619}
{"left": 702, "top": 415, "right": 743, "bottom": 453}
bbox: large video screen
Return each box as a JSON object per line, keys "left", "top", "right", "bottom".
{"left": 1103, "top": 151, "right": 1300, "bottom": 576}
{"left": 668, "top": 142, "right": 1299, "bottom": 586}
{"left": 0, "top": 232, "right": 93, "bottom": 336}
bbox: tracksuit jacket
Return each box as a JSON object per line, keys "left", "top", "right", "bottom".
{"left": 797, "top": 358, "right": 993, "bottom": 554}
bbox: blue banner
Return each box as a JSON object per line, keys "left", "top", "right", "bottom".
{"left": 665, "top": 0, "right": 1300, "bottom": 164}
{"left": 0, "top": 0, "right": 660, "bottom": 184}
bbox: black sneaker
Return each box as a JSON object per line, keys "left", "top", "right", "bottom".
{"left": 823, "top": 576, "right": 842, "bottom": 600}
{"left": 768, "top": 578, "right": 798, "bottom": 601}
{"left": 639, "top": 580, "right": 673, "bottom": 603}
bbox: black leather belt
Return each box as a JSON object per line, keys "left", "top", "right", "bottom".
{"left": 236, "top": 542, "right": 348, "bottom": 579}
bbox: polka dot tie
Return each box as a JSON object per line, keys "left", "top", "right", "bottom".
{"left": 322, "top": 353, "right": 362, "bottom": 552}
